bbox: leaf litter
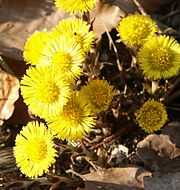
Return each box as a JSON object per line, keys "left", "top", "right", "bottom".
{"left": 0, "top": 0, "right": 180, "bottom": 190}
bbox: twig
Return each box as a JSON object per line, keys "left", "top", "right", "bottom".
{"left": 167, "top": 105, "right": 180, "bottom": 112}
{"left": 133, "top": 0, "right": 147, "bottom": 15}
{"left": 83, "top": 156, "right": 102, "bottom": 174}
{"left": 104, "top": 25, "right": 123, "bottom": 72}
{"left": 70, "top": 152, "right": 85, "bottom": 164}
{"left": 158, "top": 10, "right": 180, "bottom": 22}
{"left": 66, "top": 169, "right": 84, "bottom": 179}
{"left": 90, "top": 127, "right": 126, "bottom": 150}
{"left": 157, "top": 21, "right": 180, "bottom": 37}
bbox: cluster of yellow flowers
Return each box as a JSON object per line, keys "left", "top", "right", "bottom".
{"left": 117, "top": 13, "right": 180, "bottom": 133}
{"left": 118, "top": 14, "right": 180, "bottom": 80}
{"left": 13, "top": 2, "right": 179, "bottom": 178}
{"left": 14, "top": 0, "right": 114, "bottom": 178}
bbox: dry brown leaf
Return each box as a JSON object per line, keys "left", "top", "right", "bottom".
{"left": 162, "top": 121, "right": 180, "bottom": 148}
{"left": 0, "top": 70, "right": 19, "bottom": 126}
{"left": 144, "top": 172, "right": 180, "bottom": 190}
{"left": 109, "top": 0, "right": 174, "bottom": 13}
{"left": 0, "top": 147, "right": 16, "bottom": 174}
{"left": 83, "top": 166, "right": 151, "bottom": 190}
{"left": 0, "top": 0, "right": 173, "bottom": 60}
{"left": 4, "top": 93, "right": 32, "bottom": 126}
{"left": 90, "top": 2, "right": 126, "bottom": 39}
{"left": 90, "top": 0, "right": 173, "bottom": 38}
{"left": 1, "top": 57, "right": 32, "bottom": 125}
{"left": 137, "top": 123, "right": 180, "bottom": 173}
{"left": 0, "top": 0, "right": 70, "bottom": 61}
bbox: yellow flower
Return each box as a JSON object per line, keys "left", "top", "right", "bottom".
{"left": 48, "top": 93, "right": 95, "bottom": 141}
{"left": 79, "top": 79, "right": 114, "bottom": 114}
{"left": 137, "top": 35, "right": 180, "bottom": 80}
{"left": 55, "top": 0, "right": 96, "bottom": 14}
{"left": 13, "top": 122, "right": 57, "bottom": 178}
{"left": 23, "top": 30, "right": 50, "bottom": 65}
{"left": 117, "top": 14, "right": 158, "bottom": 46}
{"left": 51, "top": 18, "right": 94, "bottom": 53}
{"left": 20, "top": 66, "right": 71, "bottom": 119}
{"left": 39, "top": 35, "right": 85, "bottom": 80}
{"left": 136, "top": 99, "right": 168, "bottom": 133}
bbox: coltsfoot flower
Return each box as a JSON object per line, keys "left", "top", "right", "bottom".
{"left": 117, "top": 14, "right": 158, "bottom": 46}
{"left": 39, "top": 35, "right": 85, "bottom": 80}
{"left": 48, "top": 93, "right": 96, "bottom": 141}
{"left": 23, "top": 30, "right": 50, "bottom": 65}
{"left": 51, "top": 18, "right": 94, "bottom": 53}
{"left": 79, "top": 79, "right": 114, "bottom": 113}
{"left": 137, "top": 35, "right": 180, "bottom": 80}
{"left": 55, "top": 0, "right": 96, "bottom": 14}
{"left": 136, "top": 99, "right": 168, "bottom": 133}
{"left": 14, "top": 122, "right": 57, "bottom": 178}
{"left": 20, "top": 66, "right": 71, "bottom": 119}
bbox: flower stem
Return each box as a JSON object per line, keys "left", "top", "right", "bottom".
{"left": 151, "top": 80, "right": 159, "bottom": 94}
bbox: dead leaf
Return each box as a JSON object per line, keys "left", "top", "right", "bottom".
{"left": 162, "top": 121, "right": 180, "bottom": 148}
{"left": 109, "top": 0, "right": 174, "bottom": 13}
{"left": 1, "top": 57, "right": 32, "bottom": 125}
{"left": 144, "top": 172, "right": 180, "bottom": 190}
{"left": 0, "top": 70, "right": 19, "bottom": 126}
{"left": 0, "top": 147, "right": 16, "bottom": 174}
{"left": 0, "top": 0, "right": 174, "bottom": 60}
{"left": 4, "top": 93, "right": 32, "bottom": 126}
{"left": 0, "top": 0, "right": 69, "bottom": 61}
{"left": 90, "top": 0, "right": 174, "bottom": 38}
{"left": 0, "top": 147, "right": 51, "bottom": 188}
{"left": 83, "top": 166, "right": 151, "bottom": 190}
{"left": 137, "top": 127, "right": 180, "bottom": 173}
{"left": 90, "top": 2, "right": 126, "bottom": 39}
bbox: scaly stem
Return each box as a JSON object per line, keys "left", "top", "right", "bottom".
{"left": 151, "top": 80, "right": 159, "bottom": 94}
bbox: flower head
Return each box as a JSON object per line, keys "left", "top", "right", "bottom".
{"left": 20, "top": 66, "right": 71, "bottom": 119}
{"left": 48, "top": 93, "right": 95, "bottom": 141}
{"left": 51, "top": 18, "right": 94, "bottom": 53}
{"left": 136, "top": 99, "right": 168, "bottom": 133}
{"left": 79, "top": 79, "right": 114, "bottom": 113}
{"left": 117, "top": 14, "right": 158, "bottom": 46}
{"left": 137, "top": 35, "right": 180, "bottom": 80}
{"left": 55, "top": 0, "right": 96, "bottom": 14}
{"left": 23, "top": 30, "right": 50, "bottom": 65}
{"left": 38, "top": 35, "right": 85, "bottom": 80}
{"left": 14, "top": 122, "right": 57, "bottom": 178}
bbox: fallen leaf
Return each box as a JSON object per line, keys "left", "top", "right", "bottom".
{"left": 0, "top": 0, "right": 69, "bottom": 61}
{"left": 144, "top": 172, "right": 180, "bottom": 190}
{"left": 109, "top": 0, "right": 174, "bottom": 13}
{"left": 137, "top": 124, "right": 180, "bottom": 173}
{"left": 83, "top": 166, "right": 151, "bottom": 190}
{"left": 90, "top": 2, "right": 126, "bottom": 39}
{"left": 162, "top": 121, "right": 180, "bottom": 148}
{"left": 0, "top": 69, "right": 19, "bottom": 126}
{"left": 0, "top": 147, "right": 16, "bottom": 174}
{"left": 2, "top": 178, "right": 52, "bottom": 190}
{"left": 0, "top": 0, "right": 174, "bottom": 60}
{"left": 90, "top": 0, "right": 174, "bottom": 38}
{"left": 4, "top": 93, "right": 32, "bottom": 126}
{"left": 2, "top": 57, "right": 32, "bottom": 125}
